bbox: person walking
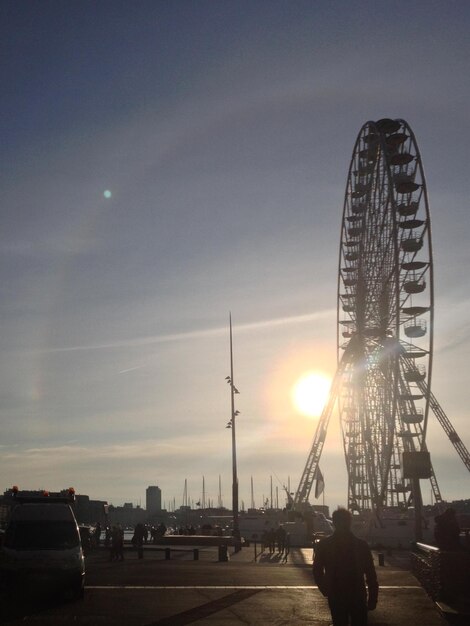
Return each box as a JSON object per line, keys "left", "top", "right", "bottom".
{"left": 276, "top": 525, "right": 286, "bottom": 554}
{"left": 132, "top": 522, "right": 146, "bottom": 559}
{"left": 282, "top": 531, "right": 290, "bottom": 563}
{"left": 434, "top": 508, "right": 461, "bottom": 550}
{"left": 94, "top": 521, "right": 102, "bottom": 547}
{"left": 110, "top": 525, "right": 124, "bottom": 561}
{"left": 313, "top": 508, "right": 378, "bottom": 626}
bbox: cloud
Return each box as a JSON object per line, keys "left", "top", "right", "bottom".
{"left": 118, "top": 366, "right": 144, "bottom": 375}
{"left": 25, "top": 309, "right": 335, "bottom": 355}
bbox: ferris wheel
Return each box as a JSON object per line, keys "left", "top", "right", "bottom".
{"left": 294, "top": 119, "right": 470, "bottom": 513}
{"left": 338, "top": 118, "right": 435, "bottom": 511}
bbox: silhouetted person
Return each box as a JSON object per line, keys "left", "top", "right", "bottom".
{"left": 267, "top": 527, "right": 276, "bottom": 554}
{"left": 313, "top": 508, "right": 378, "bottom": 626}
{"left": 132, "top": 523, "right": 145, "bottom": 559}
{"left": 94, "top": 521, "right": 101, "bottom": 547}
{"left": 261, "top": 529, "right": 268, "bottom": 553}
{"left": 434, "top": 508, "right": 461, "bottom": 550}
{"left": 110, "top": 525, "right": 124, "bottom": 561}
{"left": 276, "top": 525, "right": 286, "bottom": 554}
{"left": 282, "top": 532, "right": 290, "bottom": 563}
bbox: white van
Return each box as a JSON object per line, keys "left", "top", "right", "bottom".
{"left": 0, "top": 499, "right": 85, "bottom": 599}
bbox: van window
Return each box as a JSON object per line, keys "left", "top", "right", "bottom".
{"left": 4, "top": 520, "right": 79, "bottom": 551}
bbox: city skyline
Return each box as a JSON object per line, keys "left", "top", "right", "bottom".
{"left": 1, "top": 2, "right": 469, "bottom": 509}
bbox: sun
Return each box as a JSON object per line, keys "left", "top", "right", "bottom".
{"left": 292, "top": 371, "right": 331, "bottom": 418}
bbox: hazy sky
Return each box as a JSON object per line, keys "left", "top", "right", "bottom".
{"left": 1, "top": 1, "right": 469, "bottom": 510}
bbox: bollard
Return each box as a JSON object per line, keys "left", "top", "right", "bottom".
{"left": 378, "top": 552, "right": 385, "bottom": 566}
{"left": 165, "top": 547, "right": 171, "bottom": 560}
{"left": 193, "top": 548, "right": 199, "bottom": 561}
{"left": 218, "top": 544, "right": 228, "bottom": 562}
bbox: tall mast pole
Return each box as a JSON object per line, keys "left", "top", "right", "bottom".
{"left": 229, "top": 313, "right": 240, "bottom": 541}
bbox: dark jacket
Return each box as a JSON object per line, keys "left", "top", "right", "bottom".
{"left": 313, "top": 530, "right": 378, "bottom": 608}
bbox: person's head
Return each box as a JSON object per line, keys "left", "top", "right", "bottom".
{"left": 332, "top": 508, "right": 352, "bottom": 532}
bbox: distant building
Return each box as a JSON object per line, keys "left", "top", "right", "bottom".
{"left": 73, "top": 494, "right": 108, "bottom": 525}
{"left": 146, "top": 486, "right": 162, "bottom": 515}
{"left": 108, "top": 502, "right": 146, "bottom": 528}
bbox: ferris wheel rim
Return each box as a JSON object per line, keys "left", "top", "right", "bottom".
{"left": 336, "top": 118, "right": 434, "bottom": 511}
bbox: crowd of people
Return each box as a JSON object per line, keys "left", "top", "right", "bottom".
{"left": 260, "top": 524, "right": 290, "bottom": 558}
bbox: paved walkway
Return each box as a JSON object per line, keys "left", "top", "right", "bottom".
{"left": 86, "top": 544, "right": 447, "bottom": 625}
{"left": 1, "top": 545, "right": 450, "bottom": 624}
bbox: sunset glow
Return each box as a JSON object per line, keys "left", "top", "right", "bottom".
{"left": 292, "top": 372, "right": 331, "bottom": 418}
{"left": 1, "top": 2, "right": 467, "bottom": 509}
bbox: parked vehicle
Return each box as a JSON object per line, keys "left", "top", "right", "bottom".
{"left": 0, "top": 495, "right": 85, "bottom": 600}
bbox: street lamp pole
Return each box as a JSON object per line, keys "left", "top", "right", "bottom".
{"left": 227, "top": 313, "right": 240, "bottom": 543}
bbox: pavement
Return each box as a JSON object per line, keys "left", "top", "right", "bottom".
{"left": 0, "top": 543, "right": 452, "bottom": 625}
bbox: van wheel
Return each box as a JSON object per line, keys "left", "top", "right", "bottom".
{"left": 67, "top": 584, "right": 84, "bottom": 602}
{"left": 75, "top": 585, "right": 85, "bottom": 601}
